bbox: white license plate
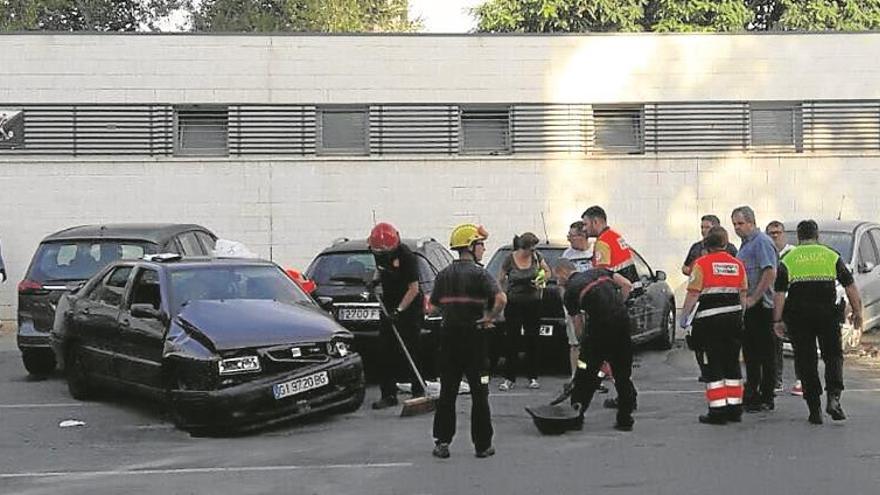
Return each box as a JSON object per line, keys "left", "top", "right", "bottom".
{"left": 539, "top": 325, "right": 554, "bottom": 337}
{"left": 337, "top": 307, "right": 380, "bottom": 321}
{"left": 273, "top": 371, "right": 329, "bottom": 400}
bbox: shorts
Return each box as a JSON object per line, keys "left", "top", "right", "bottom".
{"left": 565, "top": 315, "right": 580, "bottom": 347}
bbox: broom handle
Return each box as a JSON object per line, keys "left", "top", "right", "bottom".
{"left": 376, "top": 294, "right": 429, "bottom": 392}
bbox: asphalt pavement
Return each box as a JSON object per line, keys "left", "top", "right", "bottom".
{"left": 1, "top": 331, "right": 879, "bottom": 495}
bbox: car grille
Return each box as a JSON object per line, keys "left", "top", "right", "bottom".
{"left": 259, "top": 343, "right": 330, "bottom": 374}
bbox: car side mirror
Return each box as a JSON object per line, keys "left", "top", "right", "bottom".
{"left": 131, "top": 303, "right": 163, "bottom": 320}
{"left": 655, "top": 270, "right": 667, "bottom": 281}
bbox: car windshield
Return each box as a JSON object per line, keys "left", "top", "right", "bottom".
{"left": 169, "top": 265, "right": 315, "bottom": 314}
{"left": 485, "top": 246, "right": 566, "bottom": 281}
{"left": 784, "top": 231, "right": 853, "bottom": 261}
{"left": 28, "top": 241, "right": 153, "bottom": 283}
{"left": 306, "top": 252, "right": 377, "bottom": 286}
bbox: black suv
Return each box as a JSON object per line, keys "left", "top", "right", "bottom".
{"left": 17, "top": 223, "right": 216, "bottom": 376}
{"left": 305, "top": 238, "right": 453, "bottom": 374}
{"left": 485, "top": 242, "right": 676, "bottom": 373}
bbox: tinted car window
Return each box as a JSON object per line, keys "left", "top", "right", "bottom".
{"left": 869, "top": 230, "right": 880, "bottom": 264}
{"left": 858, "top": 233, "right": 878, "bottom": 266}
{"left": 632, "top": 251, "right": 652, "bottom": 279}
{"left": 169, "top": 265, "right": 313, "bottom": 314}
{"left": 195, "top": 231, "right": 216, "bottom": 252}
{"left": 28, "top": 241, "right": 151, "bottom": 283}
{"left": 307, "top": 253, "right": 377, "bottom": 285}
{"left": 178, "top": 232, "right": 204, "bottom": 256}
{"left": 485, "top": 246, "right": 564, "bottom": 281}
{"left": 786, "top": 231, "right": 853, "bottom": 261}
{"left": 129, "top": 268, "right": 162, "bottom": 310}
{"left": 92, "top": 266, "right": 133, "bottom": 307}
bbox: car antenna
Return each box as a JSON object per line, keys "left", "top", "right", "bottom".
{"left": 837, "top": 195, "right": 845, "bottom": 221}
{"left": 540, "top": 212, "right": 550, "bottom": 244}
{"left": 372, "top": 209, "right": 377, "bottom": 226}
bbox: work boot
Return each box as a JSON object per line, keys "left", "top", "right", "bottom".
{"left": 726, "top": 405, "right": 743, "bottom": 423}
{"left": 807, "top": 396, "right": 823, "bottom": 425}
{"left": 603, "top": 396, "right": 638, "bottom": 410}
{"left": 826, "top": 393, "right": 846, "bottom": 421}
{"left": 371, "top": 396, "right": 398, "bottom": 410}
{"left": 475, "top": 446, "right": 496, "bottom": 458}
{"left": 761, "top": 400, "right": 775, "bottom": 411}
{"left": 699, "top": 410, "right": 728, "bottom": 425}
{"left": 432, "top": 442, "right": 450, "bottom": 459}
{"left": 614, "top": 414, "right": 634, "bottom": 432}
{"left": 743, "top": 401, "right": 763, "bottom": 413}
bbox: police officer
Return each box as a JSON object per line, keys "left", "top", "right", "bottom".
{"left": 679, "top": 226, "right": 748, "bottom": 425}
{"left": 429, "top": 224, "right": 506, "bottom": 459}
{"left": 368, "top": 222, "right": 425, "bottom": 409}
{"left": 554, "top": 258, "right": 636, "bottom": 431}
{"left": 772, "top": 220, "right": 863, "bottom": 424}
{"left": 581, "top": 205, "right": 638, "bottom": 409}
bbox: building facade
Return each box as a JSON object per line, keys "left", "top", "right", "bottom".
{"left": 2, "top": 32, "right": 880, "bottom": 319}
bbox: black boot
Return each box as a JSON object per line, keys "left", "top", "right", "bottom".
{"left": 726, "top": 404, "right": 742, "bottom": 423}
{"left": 806, "top": 396, "right": 823, "bottom": 425}
{"left": 826, "top": 392, "right": 846, "bottom": 421}
{"left": 699, "top": 409, "right": 728, "bottom": 425}
{"left": 614, "top": 412, "right": 634, "bottom": 432}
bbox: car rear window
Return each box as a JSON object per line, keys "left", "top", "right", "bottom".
{"left": 27, "top": 241, "right": 155, "bottom": 283}
{"left": 306, "top": 252, "right": 377, "bottom": 286}
{"left": 485, "top": 246, "right": 565, "bottom": 280}
{"left": 784, "top": 231, "right": 853, "bottom": 261}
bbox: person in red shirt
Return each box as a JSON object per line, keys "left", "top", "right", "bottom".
{"left": 680, "top": 226, "right": 748, "bottom": 425}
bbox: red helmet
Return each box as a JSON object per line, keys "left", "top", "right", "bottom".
{"left": 368, "top": 222, "right": 400, "bottom": 252}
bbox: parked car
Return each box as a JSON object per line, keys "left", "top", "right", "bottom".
{"left": 485, "top": 242, "right": 676, "bottom": 373}
{"left": 17, "top": 223, "right": 217, "bottom": 376}
{"left": 305, "top": 237, "right": 453, "bottom": 376}
{"left": 51, "top": 256, "right": 364, "bottom": 435}
{"left": 782, "top": 220, "right": 880, "bottom": 349}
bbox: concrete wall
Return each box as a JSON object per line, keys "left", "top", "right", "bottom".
{"left": 2, "top": 153, "right": 878, "bottom": 319}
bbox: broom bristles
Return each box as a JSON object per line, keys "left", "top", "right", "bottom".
{"left": 400, "top": 396, "right": 436, "bottom": 417}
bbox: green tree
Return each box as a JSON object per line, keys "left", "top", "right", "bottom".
{"left": 473, "top": 0, "right": 645, "bottom": 32}
{"left": 772, "top": 0, "right": 880, "bottom": 30}
{"left": 0, "top": 0, "right": 180, "bottom": 31}
{"left": 192, "top": 0, "right": 418, "bottom": 32}
{"left": 648, "top": 0, "right": 752, "bottom": 32}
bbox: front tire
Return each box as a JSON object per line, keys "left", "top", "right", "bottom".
{"left": 66, "top": 345, "right": 93, "bottom": 400}
{"left": 654, "top": 305, "right": 675, "bottom": 350}
{"left": 22, "top": 348, "right": 56, "bottom": 377}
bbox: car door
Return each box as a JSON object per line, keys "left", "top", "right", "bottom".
{"left": 71, "top": 265, "right": 134, "bottom": 379}
{"left": 632, "top": 250, "right": 671, "bottom": 340}
{"left": 115, "top": 267, "right": 168, "bottom": 391}
{"left": 856, "top": 228, "right": 880, "bottom": 326}
{"left": 626, "top": 250, "right": 651, "bottom": 340}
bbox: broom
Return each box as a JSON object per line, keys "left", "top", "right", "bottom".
{"left": 376, "top": 294, "right": 436, "bottom": 417}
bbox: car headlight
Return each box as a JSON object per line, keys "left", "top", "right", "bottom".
{"left": 218, "top": 356, "right": 261, "bottom": 375}
{"left": 327, "top": 339, "right": 351, "bottom": 358}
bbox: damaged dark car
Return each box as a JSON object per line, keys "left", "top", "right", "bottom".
{"left": 51, "top": 256, "right": 364, "bottom": 435}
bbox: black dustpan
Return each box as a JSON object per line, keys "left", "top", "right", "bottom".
{"left": 525, "top": 403, "right": 583, "bottom": 435}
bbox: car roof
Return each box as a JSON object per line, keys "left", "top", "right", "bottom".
{"left": 782, "top": 220, "right": 874, "bottom": 233}
{"left": 318, "top": 238, "right": 441, "bottom": 255}
{"left": 42, "top": 223, "right": 213, "bottom": 244}
{"left": 114, "top": 257, "right": 277, "bottom": 272}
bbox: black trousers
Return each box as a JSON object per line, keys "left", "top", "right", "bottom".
{"left": 432, "top": 329, "right": 493, "bottom": 451}
{"left": 570, "top": 316, "right": 636, "bottom": 422}
{"left": 742, "top": 305, "right": 776, "bottom": 405}
{"left": 789, "top": 316, "right": 844, "bottom": 401}
{"left": 693, "top": 312, "right": 743, "bottom": 413}
{"left": 378, "top": 312, "right": 424, "bottom": 399}
{"left": 503, "top": 298, "right": 541, "bottom": 381}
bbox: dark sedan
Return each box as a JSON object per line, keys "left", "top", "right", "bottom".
{"left": 51, "top": 257, "right": 364, "bottom": 435}
{"left": 485, "top": 242, "right": 677, "bottom": 372}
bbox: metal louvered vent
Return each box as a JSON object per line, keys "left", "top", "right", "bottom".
{"left": 318, "top": 107, "right": 369, "bottom": 155}
{"left": 803, "top": 101, "right": 880, "bottom": 152}
{"left": 593, "top": 106, "right": 643, "bottom": 154}
{"left": 12, "top": 105, "right": 172, "bottom": 155}
{"left": 645, "top": 103, "right": 747, "bottom": 153}
{"left": 228, "top": 105, "right": 316, "bottom": 155}
{"left": 461, "top": 106, "right": 510, "bottom": 154}
{"left": 750, "top": 102, "right": 802, "bottom": 152}
{"left": 369, "top": 105, "right": 458, "bottom": 154}
{"left": 511, "top": 104, "right": 591, "bottom": 154}
{"left": 175, "top": 106, "right": 228, "bottom": 156}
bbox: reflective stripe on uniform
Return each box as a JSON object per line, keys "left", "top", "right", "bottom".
{"left": 701, "top": 287, "right": 740, "bottom": 295}
{"left": 578, "top": 276, "right": 611, "bottom": 300}
{"left": 437, "top": 296, "right": 486, "bottom": 304}
{"left": 694, "top": 304, "right": 742, "bottom": 319}
{"left": 725, "top": 379, "right": 744, "bottom": 405}
{"left": 706, "top": 380, "right": 727, "bottom": 407}
{"left": 577, "top": 359, "right": 588, "bottom": 369}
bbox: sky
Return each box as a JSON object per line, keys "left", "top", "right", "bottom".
{"left": 157, "top": 1, "right": 482, "bottom": 33}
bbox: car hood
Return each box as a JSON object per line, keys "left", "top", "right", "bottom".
{"left": 175, "top": 299, "right": 348, "bottom": 351}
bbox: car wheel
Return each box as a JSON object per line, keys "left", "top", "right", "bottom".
{"left": 654, "top": 305, "right": 675, "bottom": 350}
{"left": 167, "top": 374, "right": 214, "bottom": 437}
{"left": 22, "top": 348, "right": 56, "bottom": 377}
{"left": 66, "top": 345, "right": 93, "bottom": 400}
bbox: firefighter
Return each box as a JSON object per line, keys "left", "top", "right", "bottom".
{"left": 772, "top": 220, "right": 863, "bottom": 424}
{"left": 429, "top": 224, "right": 506, "bottom": 459}
{"left": 581, "top": 205, "right": 638, "bottom": 410}
{"left": 679, "top": 226, "right": 748, "bottom": 425}
{"left": 368, "top": 222, "right": 425, "bottom": 409}
{"left": 554, "top": 258, "right": 636, "bottom": 432}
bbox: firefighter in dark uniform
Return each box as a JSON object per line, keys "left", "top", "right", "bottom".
{"left": 679, "top": 226, "right": 748, "bottom": 425}
{"left": 554, "top": 258, "right": 636, "bottom": 431}
{"left": 581, "top": 205, "right": 639, "bottom": 410}
{"left": 368, "top": 222, "right": 425, "bottom": 409}
{"left": 772, "top": 220, "right": 863, "bottom": 424}
{"left": 429, "top": 224, "right": 506, "bottom": 459}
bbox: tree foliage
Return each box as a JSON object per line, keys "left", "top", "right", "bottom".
{"left": 0, "top": 0, "right": 179, "bottom": 31}
{"left": 474, "top": 0, "right": 880, "bottom": 32}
